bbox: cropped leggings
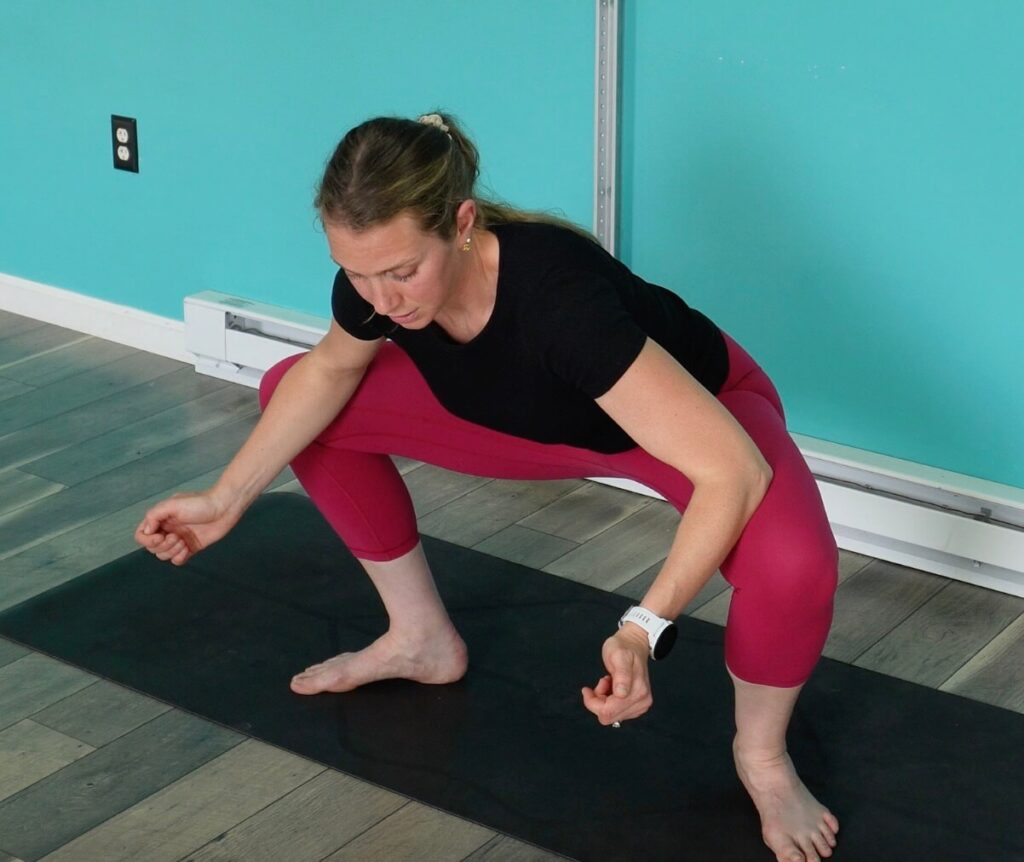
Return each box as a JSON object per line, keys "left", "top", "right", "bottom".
{"left": 259, "top": 331, "right": 838, "bottom": 688}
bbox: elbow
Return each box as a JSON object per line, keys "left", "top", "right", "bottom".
{"left": 699, "top": 463, "right": 772, "bottom": 502}
{"left": 745, "top": 463, "right": 774, "bottom": 514}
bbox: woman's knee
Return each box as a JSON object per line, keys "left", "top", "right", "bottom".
{"left": 776, "top": 535, "right": 838, "bottom": 609}
{"left": 726, "top": 506, "right": 839, "bottom": 610}
{"left": 724, "top": 536, "right": 837, "bottom": 685}
{"left": 257, "top": 352, "right": 305, "bottom": 412}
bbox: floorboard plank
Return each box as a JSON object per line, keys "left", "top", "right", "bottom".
{"left": 322, "top": 802, "right": 494, "bottom": 862}
{"left": 0, "top": 414, "right": 258, "bottom": 561}
{"left": 266, "top": 478, "right": 306, "bottom": 496}
{"left": 0, "top": 378, "right": 33, "bottom": 406}
{"left": 941, "top": 612, "right": 1024, "bottom": 713}
{"left": 31, "top": 680, "right": 170, "bottom": 747}
{"left": 419, "top": 479, "right": 582, "bottom": 547}
{"left": 462, "top": 835, "right": 569, "bottom": 862}
{"left": 40, "top": 739, "right": 322, "bottom": 862}
{"left": 0, "top": 720, "right": 93, "bottom": 804}
{"left": 392, "top": 456, "right": 423, "bottom": 475}
{"left": 0, "top": 654, "right": 95, "bottom": 733}
{"left": 0, "top": 366, "right": 229, "bottom": 470}
{"left": 542, "top": 500, "right": 679, "bottom": 591}
{"left": 0, "top": 352, "right": 183, "bottom": 437}
{"left": 0, "top": 468, "right": 294, "bottom": 612}
{"left": 472, "top": 525, "right": 579, "bottom": 570}
{"left": 0, "top": 310, "right": 47, "bottom": 338}
{"left": 688, "top": 587, "right": 731, "bottom": 626}
{"left": 0, "top": 471, "right": 64, "bottom": 518}
{"left": 0, "top": 639, "right": 28, "bottom": 670}
{"left": 821, "top": 560, "right": 950, "bottom": 664}
{"left": 854, "top": 580, "right": 1024, "bottom": 687}
{"left": 518, "top": 482, "right": 652, "bottom": 544}
{"left": 0, "top": 710, "right": 241, "bottom": 862}
{"left": 0, "top": 338, "right": 136, "bottom": 388}
{"left": 404, "top": 466, "right": 492, "bottom": 518}
{"left": 23, "top": 385, "right": 258, "bottom": 486}
{"left": 837, "top": 548, "right": 875, "bottom": 582}
{"left": 183, "top": 769, "right": 406, "bottom": 862}
{"left": 0, "top": 326, "right": 88, "bottom": 369}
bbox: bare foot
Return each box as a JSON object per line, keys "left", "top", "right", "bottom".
{"left": 733, "top": 741, "right": 840, "bottom": 862}
{"left": 290, "top": 624, "right": 468, "bottom": 695}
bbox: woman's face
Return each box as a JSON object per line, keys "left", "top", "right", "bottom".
{"left": 325, "top": 210, "right": 467, "bottom": 330}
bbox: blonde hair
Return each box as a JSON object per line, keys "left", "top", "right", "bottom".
{"left": 314, "top": 111, "right": 596, "bottom": 242}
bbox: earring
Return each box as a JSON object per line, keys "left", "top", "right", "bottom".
{"left": 461, "top": 235, "right": 472, "bottom": 252}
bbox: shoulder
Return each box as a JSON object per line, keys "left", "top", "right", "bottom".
{"left": 494, "top": 221, "right": 633, "bottom": 308}
{"left": 493, "top": 220, "right": 608, "bottom": 267}
{"left": 486, "top": 225, "right": 651, "bottom": 400}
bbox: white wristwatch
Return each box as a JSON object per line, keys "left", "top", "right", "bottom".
{"left": 618, "top": 605, "right": 678, "bottom": 661}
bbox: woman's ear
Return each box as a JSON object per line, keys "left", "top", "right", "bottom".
{"left": 455, "top": 198, "right": 477, "bottom": 241}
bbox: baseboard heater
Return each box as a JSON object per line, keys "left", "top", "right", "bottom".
{"left": 184, "top": 291, "right": 1024, "bottom": 598}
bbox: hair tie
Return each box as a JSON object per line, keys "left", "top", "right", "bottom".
{"left": 417, "top": 113, "right": 451, "bottom": 138}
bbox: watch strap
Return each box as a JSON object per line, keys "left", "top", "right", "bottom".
{"left": 618, "top": 605, "right": 674, "bottom": 659}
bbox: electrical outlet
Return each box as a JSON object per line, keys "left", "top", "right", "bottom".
{"left": 111, "top": 115, "right": 139, "bottom": 172}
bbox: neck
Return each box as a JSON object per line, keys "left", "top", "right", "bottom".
{"left": 436, "top": 229, "right": 498, "bottom": 341}
{"left": 449, "top": 229, "right": 497, "bottom": 314}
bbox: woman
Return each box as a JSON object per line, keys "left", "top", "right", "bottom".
{"left": 136, "top": 112, "right": 840, "bottom": 862}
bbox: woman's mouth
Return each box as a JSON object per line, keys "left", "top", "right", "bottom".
{"left": 389, "top": 310, "right": 418, "bottom": 324}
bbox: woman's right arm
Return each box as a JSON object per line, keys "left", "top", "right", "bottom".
{"left": 212, "top": 320, "right": 383, "bottom": 517}
{"left": 135, "top": 320, "right": 383, "bottom": 564}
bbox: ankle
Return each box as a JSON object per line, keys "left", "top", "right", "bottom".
{"left": 733, "top": 738, "right": 789, "bottom": 765}
{"left": 386, "top": 618, "right": 461, "bottom": 648}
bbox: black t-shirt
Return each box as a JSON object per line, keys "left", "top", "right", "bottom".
{"left": 331, "top": 221, "right": 729, "bottom": 453}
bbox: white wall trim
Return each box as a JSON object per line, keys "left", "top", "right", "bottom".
{"left": 181, "top": 292, "right": 1024, "bottom": 596}
{"left": 0, "top": 271, "right": 188, "bottom": 362}
{"left": 593, "top": 0, "right": 620, "bottom": 254}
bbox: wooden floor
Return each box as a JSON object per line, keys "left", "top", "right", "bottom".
{"left": 1, "top": 310, "right": 1022, "bottom": 861}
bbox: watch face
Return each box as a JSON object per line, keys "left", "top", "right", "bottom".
{"left": 653, "top": 623, "right": 678, "bottom": 660}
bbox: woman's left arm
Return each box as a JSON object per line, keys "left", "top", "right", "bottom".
{"left": 580, "top": 337, "right": 774, "bottom": 726}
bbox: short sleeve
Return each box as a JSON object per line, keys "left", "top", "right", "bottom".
{"left": 543, "top": 271, "right": 649, "bottom": 398}
{"left": 330, "top": 269, "right": 387, "bottom": 341}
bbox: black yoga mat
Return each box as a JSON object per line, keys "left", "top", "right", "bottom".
{"left": 1, "top": 492, "right": 1022, "bottom": 862}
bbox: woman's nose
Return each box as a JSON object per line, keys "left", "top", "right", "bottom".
{"left": 369, "top": 282, "right": 401, "bottom": 315}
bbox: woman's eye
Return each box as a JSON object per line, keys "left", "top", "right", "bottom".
{"left": 393, "top": 271, "right": 415, "bottom": 282}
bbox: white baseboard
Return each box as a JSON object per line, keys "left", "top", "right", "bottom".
{"left": 0, "top": 271, "right": 189, "bottom": 362}
{"left": 599, "top": 461, "right": 1024, "bottom": 596}
{"left": 178, "top": 290, "right": 1024, "bottom": 598}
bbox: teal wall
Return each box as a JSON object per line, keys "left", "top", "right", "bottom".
{"left": 620, "top": 2, "right": 1023, "bottom": 489}
{"left": 1, "top": 2, "right": 1021, "bottom": 489}
{"left": 0, "top": 1, "right": 594, "bottom": 317}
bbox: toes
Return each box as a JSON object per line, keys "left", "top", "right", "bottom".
{"left": 774, "top": 842, "right": 805, "bottom": 862}
{"left": 820, "top": 824, "right": 837, "bottom": 848}
{"left": 810, "top": 830, "right": 833, "bottom": 858}
{"left": 824, "top": 812, "right": 840, "bottom": 833}
{"left": 798, "top": 841, "right": 820, "bottom": 862}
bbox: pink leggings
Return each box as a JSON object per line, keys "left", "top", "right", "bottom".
{"left": 259, "top": 331, "right": 837, "bottom": 687}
